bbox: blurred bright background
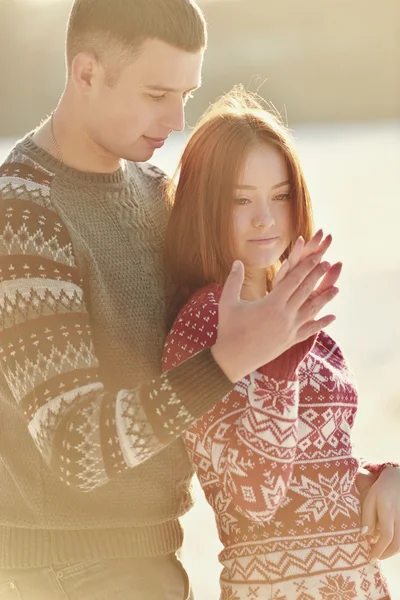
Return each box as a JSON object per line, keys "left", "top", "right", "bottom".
{"left": 0, "top": 0, "right": 399, "bottom": 597}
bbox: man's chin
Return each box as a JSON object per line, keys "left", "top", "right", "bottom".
{"left": 126, "top": 148, "right": 155, "bottom": 163}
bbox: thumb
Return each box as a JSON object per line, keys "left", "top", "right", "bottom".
{"left": 220, "top": 260, "right": 245, "bottom": 309}
{"left": 361, "top": 490, "right": 377, "bottom": 538}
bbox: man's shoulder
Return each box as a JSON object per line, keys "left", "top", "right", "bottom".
{"left": 0, "top": 141, "right": 56, "bottom": 212}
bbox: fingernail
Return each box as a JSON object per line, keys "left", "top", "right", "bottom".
{"left": 232, "top": 260, "right": 240, "bottom": 271}
{"left": 361, "top": 525, "right": 369, "bottom": 536}
{"left": 281, "top": 259, "right": 288, "bottom": 267}
{"left": 370, "top": 534, "right": 379, "bottom": 544}
{"left": 370, "top": 557, "right": 377, "bottom": 565}
{"left": 321, "top": 261, "right": 330, "bottom": 271}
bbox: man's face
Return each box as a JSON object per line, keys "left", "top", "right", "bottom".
{"left": 84, "top": 39, "right": 204, "bottom": 162}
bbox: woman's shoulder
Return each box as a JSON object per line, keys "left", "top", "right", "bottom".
{"left": 176, "top": 283, "right": 223, "bottom": 320}
{"left": 190, "top": 282, "right": 222, "bottom": 301}
{"left": 169, "top": 283, "right": 222, "bottom": 334}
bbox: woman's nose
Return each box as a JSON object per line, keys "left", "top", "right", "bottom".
{"left": 253, "top": 209, "right": 275, "bottom": 228}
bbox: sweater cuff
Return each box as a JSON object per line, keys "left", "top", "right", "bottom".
{"left": 259, "top": 335, "right": 318, "bottom": 381}
{"left": 167, "top": 348, "right": 234, "bottom": 420}
{"left": 361, "top": 462, "right": 400, "bottom": 480}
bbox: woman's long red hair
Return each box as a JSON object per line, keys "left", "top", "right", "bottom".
{"left": 164, "top": 87, "right": 314, "bottom": 327}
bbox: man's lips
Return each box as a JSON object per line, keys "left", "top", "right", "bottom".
{"left": 143, "top": 136, "right": 168, "bottom": 148}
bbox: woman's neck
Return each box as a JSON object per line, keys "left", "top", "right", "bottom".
{"left": 240, "top": 268, "right": 268, "bottom": 301}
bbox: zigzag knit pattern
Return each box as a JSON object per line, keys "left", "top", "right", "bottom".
{"left": 163, "top": 284, "right": 392, "bottom": 600}
{"left": 0, "top": 140, "right": 233, "bottom": 567}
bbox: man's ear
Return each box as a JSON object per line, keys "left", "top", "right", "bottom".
{"left": 70, "top": 51, "right": 100, "bottom": 92}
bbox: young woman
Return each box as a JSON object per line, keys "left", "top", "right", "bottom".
{"left": 162, "top": 89, "right": 398, "bottom": 599}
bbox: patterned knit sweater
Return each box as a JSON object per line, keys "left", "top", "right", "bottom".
{"left": 0, "top": 136, "right": 232, "bottom": 568}
{"left": 162, "top": 284, "right": 392, "bottom": 600}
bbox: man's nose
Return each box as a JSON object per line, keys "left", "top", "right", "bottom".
{"left": 163, "top": 100, "right": 185, "bottom": 133}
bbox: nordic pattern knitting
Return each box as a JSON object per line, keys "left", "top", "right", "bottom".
{"left": 162, "top": 284, "right": 392, "bottom": 600}
{"left": 0, "top": 137, "right": 232, "bottom": 567}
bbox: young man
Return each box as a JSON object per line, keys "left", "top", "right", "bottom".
{"left": 0, "top": 0, "right": 341, "bottom": 598}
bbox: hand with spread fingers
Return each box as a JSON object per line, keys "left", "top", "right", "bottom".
{"left": 273, "top": 229, "right": 342, "bottom": 298}
{"left": 213, "top": 229, "right": 342, "bottom": 383}
{"left": 360, "top": 466, "right": 400, "bottom": 563}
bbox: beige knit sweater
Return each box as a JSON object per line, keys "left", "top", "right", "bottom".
{"left": 0, "top": 135, "right": 232, "bottom": 568}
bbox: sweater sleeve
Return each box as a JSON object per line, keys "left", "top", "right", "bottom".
{"left": 358, "top": 458, "right": 400, "bottom": 480}
{"left": 162, "top": 285, "right": 304, "bottom": 523}
{"left": 0, "top": 191, "right": 232, "bottom": 492}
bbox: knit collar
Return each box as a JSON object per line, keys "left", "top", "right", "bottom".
{"left": 18, "top": 132, "right": 128, "bottom": 186}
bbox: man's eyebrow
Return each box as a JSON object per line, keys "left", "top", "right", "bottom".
{"left": 142, "top": 84, "right": 200, "bottom": 93}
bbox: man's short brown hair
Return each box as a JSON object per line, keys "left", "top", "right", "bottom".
{"left": 66, "top": 0, "right": 207, "bottom": 82}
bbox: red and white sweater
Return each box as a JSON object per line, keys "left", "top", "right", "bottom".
{"left": 162, "top": 284, "right": 392, "bottom": 600}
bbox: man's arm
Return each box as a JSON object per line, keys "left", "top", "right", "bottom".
{"left": 0, "top": 196, "right": 233, "bottom": 491}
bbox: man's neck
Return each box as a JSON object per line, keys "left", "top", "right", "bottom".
{"left": 32, "top": 106, "right": 121, "bottom": 175}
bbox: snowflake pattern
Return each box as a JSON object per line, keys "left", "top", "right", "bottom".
{"left": 319, "top": 574, "right": 357, "bottom": 599}
{"left": 222, "top": 585, "right": 241, "bottom": 600}
{"left": 162, "top": 285, "right": 392, "bottom": 600}
{"left": 299, "top": 355, "right": 328, "bottom": 392}
{"left": 291, "top": 471, "right": 359, "bottom": 522}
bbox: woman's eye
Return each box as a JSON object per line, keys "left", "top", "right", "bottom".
{"left": 274, "top": 193, "right": 291, "bottom": 202}
{"left": 235, "top": 197, "right": 251, "bottom": 205}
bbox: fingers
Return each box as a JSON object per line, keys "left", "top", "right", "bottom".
{"left": 273, "top": 231, "right": 333, "bottom": 291}
{"left": 315, "top": 233, "right": 332, "bottom": 258}
{"left": 289, "top": 229, "right": 323, "bottom": 270}
{"left": 272, "top": 258, "right": 290, "bottom": 288}
{"left": 286, "top": 259, "right": 332, "bottom": 310}
{"left": 309, "top": 262, "right": 342, "bottom": 300}
{"left": 380, "top": 522, "right": 400, "bottom": 560}
{"left": 296, "top": 313, "right": 336, "bottom": 342}
{"left": 361, "top": 468, "right": 400, "bottom": 563}
{"left": 220, "top": 260, "right": 245, "bottom": 310}
{"left": 368, "top": 527, "right": 380, "bottom": 546}
{"left": 293, "top": 231, "right": 331, "bottom": 270}
{"left": 274, "top": 252, "right": 329, "bottom": 305}
{"left": 356, "top": 471, "right": 377, "bottom": 509}
{"left": 369, "top": 519, "right": 395, "bottom": 563}
{"left": 361, "top": 493, "right": 396, "bottom": 564}
{"left": 287, "top": 230, "right": 328, "bottom": 274}
{"left": 305, "top": 229, "right": 324, "bottom": 253}
{"left": 287, "top": 235, "right": 305, "bottom": 270}
{"left": 361, "top": 491, "right": 378, "bottom": 544}
{"left": 298, "top": 286, "right": 339, "bottom": 323}
{"left": 273, "top": 234, "right": 306, "bottom": 289}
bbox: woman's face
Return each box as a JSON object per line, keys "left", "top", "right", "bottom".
{"left": 232, "top": 143, "right": 293, "bottom": 271}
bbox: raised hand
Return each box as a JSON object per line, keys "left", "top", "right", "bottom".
{"left": 212, "top": 231, "right": 341, "bottom": 383}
